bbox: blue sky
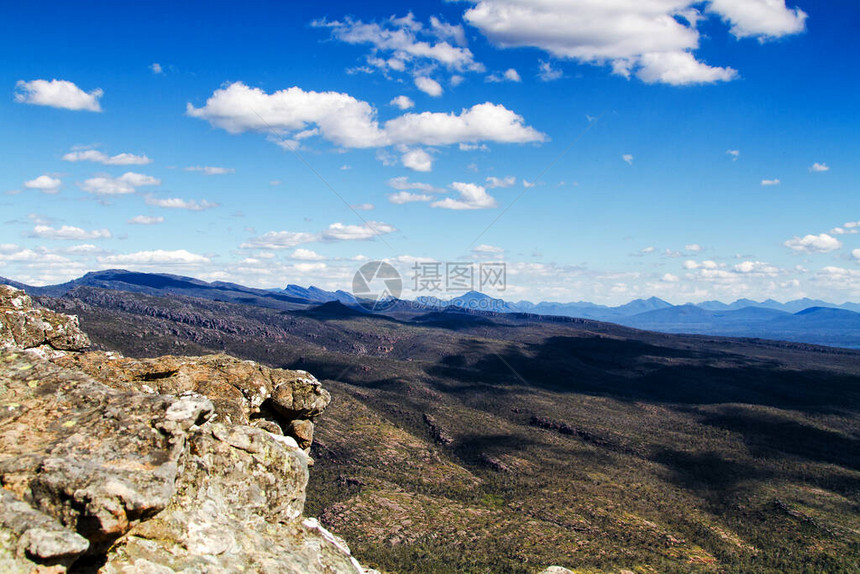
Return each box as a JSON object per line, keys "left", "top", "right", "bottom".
{"left": 2, "top": 0, "right": 858, "bottom": 304}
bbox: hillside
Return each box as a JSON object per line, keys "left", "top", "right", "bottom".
{"left": 32, "top": 283, "right": 860, "bottom": 573}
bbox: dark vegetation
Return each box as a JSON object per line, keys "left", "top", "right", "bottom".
{"left": 27, "top": 278, "right": 860, "bottom": 573}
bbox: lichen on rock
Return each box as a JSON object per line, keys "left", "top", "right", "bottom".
{"left": 0, "top": 286, "right": 368, "bottom": 573}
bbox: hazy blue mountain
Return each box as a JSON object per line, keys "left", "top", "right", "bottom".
{"left": 283, "top": 284, "right": 357, "bottom": 305}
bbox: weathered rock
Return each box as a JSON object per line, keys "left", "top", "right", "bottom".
{"left": 287, "top": 418, "right": 315, "bottom": 449}
{"left": 0, "top": 348, "right": 213, "bottom": 554}
{"left": 0, "top": 285, "right": 90, "bottom": 352}
{"left": 539, "top": 567, "right": 575, "bottom": 574}
{"left": 0, "top": 287, "right": 368, "bottom": 573}
{"left": 53, "top": 352, "right": 331, "bottom": 434}
{"left": 0, "top": 489, "right": 89, "bottom": 571}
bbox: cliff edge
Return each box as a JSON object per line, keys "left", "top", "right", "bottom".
{"left": 0, "top": 285, "right": 374, "bottom": 573}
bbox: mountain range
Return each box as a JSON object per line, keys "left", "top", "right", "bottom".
{"left": 3, "top": 270, "right": 860, "bottom": 348}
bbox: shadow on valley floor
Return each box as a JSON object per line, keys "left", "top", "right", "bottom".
{"left": 438, "top": 335, "right": 860, "bottom": 413}
{"left": 698, "top": 407, "right": 860, "bottom": 471}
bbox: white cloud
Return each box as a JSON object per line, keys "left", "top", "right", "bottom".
{"left": 622, "top": 154, "right": 634, "bottom": 165}
{"left": 383, "top": 102, "right": 547, "bottom": 146}
{"left": 32, "top": 225, "right": 111, "bottom": 240}
{"left": 415, "top": 76, "right": 443, "bottom": 97}
{"left": 387, "top": 176, "right": 440, "bottom": 193}
{"left": 809, "top": 162, "right": 829, "bottom": 172}
{"left": 522, "top": 179, "right": 536, "bottom": 188}
{"left": 390, "top": 95, "right": 415, "bottom": 109}
{"left": 784, "top": 233, "right": 842, "bottom": 253}
{"left": 401, "top": 148, "right": 433, "bottom": 172}
{"left": 99, "top": 249, "right": 210, "bottom": 265}
{"left": 432, "top": 182, "right": 497, "bottom": 210}
{"left": 127, "top": 215, "right": 164, "bottom": 225}
{"left": 294, "top": 262, "right": 327, "bottom": 273}
{"left": 761, "top": 178, "right": 780, "bottom": 186}
{"left": 313, "top": 14, "right": 482, "bottom": 74}
{"left": 187, "top": 82, "right": 545, "bottom": 148}
{"left": 726, "top": 149, "right": 740, "bottom": 160}
{"left": 63, "top": 149, "right": 152, "bottom": 165}
{"left": 662, "top": 273, "right": 680, "bottom": 282}
{"left": 463, "top": 1, "right": 749, "bottom": 86}
{"left": 486, "top": 175, "right": 516, "bottom": 188}
{"left": 707, "top": 0, "right": 807, "bottom": 39}
{"left": 733, "top": 260, "right": 779, "bottom": 276}
{"left": 853, "top": 249, "right": 860, "bottom": 261}
{"left": 685, "top": 244, "right": 703, "bottom": 252}
{"left": 150, "top": 63, "right": 163, "bottom": 74}
{"left": 144, "top": 195, "right": 219, "bottom": 211}
{"left": 80, "top": 172, "right": 160, "bottom": 195}
{"left": 241, "top": 231, "right": 317, "bottom": 250}
{"left": 487, "top": 68, "right": 521, "bottom": 82}
{"left": 184, "top": 166, "right": 235, "bottom": 175}
{"left": 537, "top": 60, "right": 563, "bottom": 81}
{"left": 23, "top": 175, "right": 61, "bottom": 194}
{"left": 639, "top": 246, "right": 656, "bottom": 255}
{"left": 683, "top": 260, "right": 720, "bottom": 270}
{"left": 14, "top": 79, "right": 103, "bottom": 111}
{"left": 388, "top": 191, "right": 433, "bottom": 204}
{"left": 472, "top": 244, "right": 505, "bottom": 255}
{"left": 322, "top": 221, "right": 396, "bottom": 241}
{"left": 291, "top": 248, "right": 325, "bottom": 261}
{"left": 351, "top": 203, "right": 375, "bottom": 211}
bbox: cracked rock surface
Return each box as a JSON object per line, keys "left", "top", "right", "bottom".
{"left": 0, "top": 286, "right": 368, "bottom": 573}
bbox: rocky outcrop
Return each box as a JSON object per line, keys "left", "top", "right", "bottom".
{"left": 0, "top": 286, "right": 368, "bottom": 573}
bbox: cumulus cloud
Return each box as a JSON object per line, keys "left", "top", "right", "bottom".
{"left": 761, "top": 178, "right": 780, "bottom": 186}
{"left": 15, "top": 79, "right": 103, "bottom": 111}
{"left": 487, "top": 68, "right": 521, "bottom": 82}
{"left": 809, "top": 162, "right": 830, "bottom": 172}
{"left": 537, "top": 60, "right": 563, "bottom": 81}
{"left": 853, "top": 249, "right": 860, "bottom": 261}
{"left": 291, "top": 248, "right": 325, "bottom": 261}
{"left": 387, "top": 176, "right": 440, "bottom": 193}
{"left": 685, "top": 244, "right": 703, "bottom": 252}
{"left": 414, "top": 76, "right": 443, "bottom": 96}
{"left": 184, "top": 166, "right": 235, "bottom": 175}
{"left": 661, "top": 273, "right": 680, "bottom": 282}
{"left": 242, "top": 221, "right": 396, "bottom": 249}
{"left": 461, "top": 0, "right": 807, "bottom": 85}
{"left": 486, "top": 175, "right": 516, "bottom": 188}
{"left": 388, "top": 191, "right": 433, "bottom": 204}
{"left": 127, "top": 215, "right": 164, "bottom": 225}
{"left": 622, "top": 154, "right": 634, "bottom": 165}
{"left": 151, "top": 63, "right": 163, "bottom": 74}
{"left": 312, "top": 14, "right": 482, "bottom": 77}
{"left": 432, "top": 182, "right": 497, "bottom": 210}
{"left": 63, "top": 149, "right": 152, "bottom": 165}
{"left": 784, "top": 233, "right": 842, "bottom": 253}
{"left": 472, "top": 244, "right": 505, "bottom": 255}
{"left": 23, "top": 175, "right": 61, "bottom": 194}
{"left": 401, "top": 148, "right": 433, "bottom": 171}
{"left": 98, "top": 249, "right": 210, "bottom": 265}
{"left": 187, "top": 82, "right": 545, "bottom": 149}
{"left": 390, "top": 95, "right": 415, "bottom": 109}
{"left": 32, "top": 225, "right": 111, "bottom": 240}
{"left": 79, "top": 172, "right": 160, "bottom": 195}
{"left": 707, "top": 0, "right": 807, "bottom": 39}
{"left": 240, "top": 231, "right": 317, "bottom": 250}
{"left": 322, "top": 221, "right": 397, "bottom": 241}
{"left": 726, "top": 149, "right": 740, "bottom": 160}
{"left": 144, "top": 195, "right": 219, "bottom": 211}
{"left": 733, "top": 260, "right": 780, "bottom": 276}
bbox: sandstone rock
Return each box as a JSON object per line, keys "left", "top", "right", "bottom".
{"left": 0, "top": 349, "right": 213, "bottom": 554}
{"left": 0, "top": 287, "right": 368, "bottom": 573}
{"left": 0, "top": 489, "right": 89, "bottom": 571}
{"left": 287, "top": 418, "right": 315, "bottom": 449}
{"left": 0, "top": 285, "right": 90, "bottom": 352}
